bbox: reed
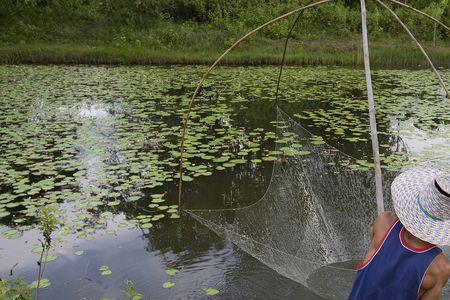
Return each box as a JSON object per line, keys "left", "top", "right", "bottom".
{"left": 1, "top": 37, "right": 450, "bottom": 68}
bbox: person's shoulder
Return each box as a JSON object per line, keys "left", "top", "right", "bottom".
{"left": 376, "top": 211, "right": 397, "bottom": 224}
{"left": 374, "top": 211, "right": 397, "bottom": 231}
{"left": 371, "top": 211, "right": 398, "bottom": 243}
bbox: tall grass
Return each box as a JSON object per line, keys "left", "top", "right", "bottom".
{"left": 2, "top": 37, "right": 450, "bottom": 68}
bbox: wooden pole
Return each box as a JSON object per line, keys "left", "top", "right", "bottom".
{"left": 360, "top": 0, "right": 385, "bottom": 215}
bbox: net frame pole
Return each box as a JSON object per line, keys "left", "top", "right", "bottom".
{"left": 375, "top": 0, "right": 450, "bottom": 99}
{"left": 178, "top": 0, "right": 334, "bottom": 208}
{"left": 360, "top": 0, "right": 385, "bottom": 215}
{"left": 275, "top": 0, "right": 314, "bottom": 106}
{"left": 387, "top": 0, "right": 450, "bottom": 33}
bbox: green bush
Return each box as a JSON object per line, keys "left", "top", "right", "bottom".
{"left": 0, "top": 0, "right": 448, "bottom": 45}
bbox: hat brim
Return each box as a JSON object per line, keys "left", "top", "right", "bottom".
{"left": 392, "top": 166, "right": 450, "bottom": 246}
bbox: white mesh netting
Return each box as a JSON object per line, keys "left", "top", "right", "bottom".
{"left": 184, "top": 107, "right": 406, "bottom": 299}
{"left": 185, "top": 106, "right": 450, "bottom": 299}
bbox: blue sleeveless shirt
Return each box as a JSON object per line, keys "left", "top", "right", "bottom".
{"left": 348, "top": 219, "right": 442, "bottom": 300}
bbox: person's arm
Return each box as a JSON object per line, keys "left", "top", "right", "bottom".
{"left": 361, "top": 211, "right": 396, "bottom": 263}
{"left": 420, "top": 255, "right": 450, "bottom": 300}
{"left": 420, "top": 285, "right": 442, "bottom": 300}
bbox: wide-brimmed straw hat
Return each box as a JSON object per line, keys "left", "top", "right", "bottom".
{"left": 392, "top": 166, "right": 450, "bottom": 246}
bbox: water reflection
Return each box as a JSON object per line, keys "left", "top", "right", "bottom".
{"left": 0, "top": 213, "right": 319, "bottom": 299}
{"left": 398, "top": 118, "right": 450, "bottom": 169}
{"left": 77, "top": 103, "right": 111, "bottom": 120}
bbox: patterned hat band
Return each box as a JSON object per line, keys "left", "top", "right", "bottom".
{"left": 436, "top": 176, "right": 450, "bottom": 197}
{"left": 418, "top": 176, "right": 450, "bottom": 222}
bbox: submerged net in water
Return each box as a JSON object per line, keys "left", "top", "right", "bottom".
{"left": 185, "top": 107, "right": 400, "bottom": 299}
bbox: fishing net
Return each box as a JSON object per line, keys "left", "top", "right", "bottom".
{"left": 185, "top": 107, "right": 400, "bottom": 299}
{"left": 179, "top": 1, "right": 450, "bottom": 297}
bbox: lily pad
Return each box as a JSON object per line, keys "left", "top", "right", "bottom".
{"left": 42, "top": 254, "right": 58, "bottom": 263}
{"left": 29, "top": 278, "right": 51, "bottom": 289}
{"left": 141, "top": 223, "right": 153, "bottom": 229}
{"left": 165, "top": 268, "right": 180, "bottom": 276}
{"left": 162, "top": 282, "right": 176, "bottom": 289}
{"left": 203, "top": 288, "right": 219, "bottom": 295}
{"left": 99, "top": 265, "right": 112, "bottom": 276}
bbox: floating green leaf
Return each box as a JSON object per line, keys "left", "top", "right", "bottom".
{"left": 29, "top": 278, "right": 51, "bottom": 289}
{"left": 99, "top": 265, "right": 112, "bottom": 276}
{"left": 162, "top": 282, "right": 176, "bottom": 289}
{"left": 141, "top": 223, "right": 153, "bottom": 229}
{"left": 165, "top": 268, "right": 180, "bottom": 276}
{"left": 203, "top": 288, "right": 219, "bottom": 295}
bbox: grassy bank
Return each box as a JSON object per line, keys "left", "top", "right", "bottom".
{"left": 1, "top": 1, "right": 449, "bottom": 68}
{"left": 2, "top": 37, "right": 450, "bottom": 68}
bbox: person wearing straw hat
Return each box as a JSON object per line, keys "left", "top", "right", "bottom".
{"left": 348, "top": 166, "right": 450, "bottom": 300}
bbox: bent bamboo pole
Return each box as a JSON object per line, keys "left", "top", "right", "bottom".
{"left": 361, "top": 0, "right": 384, "bottom": 215}
{"left": 178, "top": 0, "right": 334, "bottom": 207}
{"left": 388, "top": 0, "right": 450, "bottom": 33}
{"left": 275, "top": 12, "right": 302, "bottom": 105}
{"left": 275, "top": 0, "right": 314, "bottom": 105}
{"left": 376, "top": 0, "right": 450, "bottom": 99}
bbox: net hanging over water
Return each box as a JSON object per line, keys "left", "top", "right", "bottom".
{"left": 185, "top": 107, "right": 400, "bottom": 299}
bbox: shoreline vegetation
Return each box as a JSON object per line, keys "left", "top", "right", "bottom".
{"left": 2, "top": 38, "right": 450, "bottom": 68}
{"left": 1, "top": 1, "right": 449, "bottom": 68}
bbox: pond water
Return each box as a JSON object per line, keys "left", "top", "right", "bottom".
{"left": 0, "top": 65, "right": 449, "bottom": 300}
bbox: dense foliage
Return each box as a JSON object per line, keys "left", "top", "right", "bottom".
{"left": 1, "top": 0, "right": 449, "bottom": 46}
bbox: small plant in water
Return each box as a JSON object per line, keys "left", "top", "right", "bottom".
{"left": 34, "top": 206, "right": 59, "bottom": 300}
{"left": 123, "top": 279, "right": 143, "bottom": 300}
{"left": 0, "top": 277, "right": 32, "bottom": 300}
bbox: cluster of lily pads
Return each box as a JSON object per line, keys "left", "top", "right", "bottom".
{"left": 0, "top": 66, "right": 449, "bottom": 235}
{"left": 0, "top": 65, "right": 313, "bottom": 237}
{"left": 284, "top": 67, "right": 450, "bottom": 171}
{"left": 0, "top": 65, "right": 448, "bottom": 297}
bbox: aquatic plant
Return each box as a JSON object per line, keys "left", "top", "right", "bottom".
{"left": 123, "top": 279, "right": 143, "bottom": 300}
{"left": 34, "top": 206, "right": 59, "bottom": 300}
{"left": 0, "top": 278, "right": 32, "bottom": 300}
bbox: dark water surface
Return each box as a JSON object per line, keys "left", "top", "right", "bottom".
{"left": 0, "top": 65, "right": 449, "bottom": 300}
